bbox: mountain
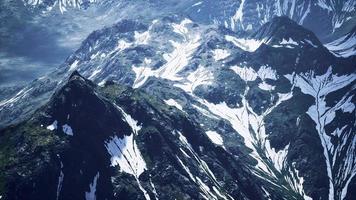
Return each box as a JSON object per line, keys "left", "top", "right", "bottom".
{"left": 1, "top": 0, "right": 354, "bottom": 91}
{"left": 0, "top": 16, "right": 355, "bottom": 199}
{"left": 20, "top": 0, "right": 356, "bottom": 42}
{"left": 0, "top": 71, "right": 270, "bottom": 199}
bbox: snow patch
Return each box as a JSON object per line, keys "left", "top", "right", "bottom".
{"left": 105, "top": 134, "right": 146, "bottom": 176}
{"left": 174, "top": 65, "right": 214, "bottom": 93}
{"left": 47, "top": 120, "right": 58, "bottom": 131}
{"left": 212, "top": 49, "right": 230, "bottom": 61}
{"left": 135, "top": 31, "right": 150, "bottom": 45}
{"left": 230, "top": 0, "right": 246, "bottom": 31}
{"left": 192, "top": 1, "right": 203, "bottom": 7}
{"left": 164, "top": 99, "right": 183, "bottom": 111}
{"left": 325, "top": 33, "right": 356, "bottom": 58}
{"left": 258, "top": 82, "right": 275, "bottom": 91}
{"left": 85, "top": 172, "right": 100, "bottom": 200}
{"left": 116, "top": 40, "right": 132, "bottom": 52}
{"left": 305, "top": 39, "right": 318, "bottom": 48}
{"left": 205, "top": 131, "right": 224, "bottom": 146}
{"left": 0, "top": 87, "right": 32, "bottom": 107}
{"left": 56, "top": 161, "right": 64, "bottom": 200}
{"left": 69, "top": 60, "right": 79, "bottom": 71}
{"left": 230, "top": 66, "right": 257, "bottom": 81}
{"left": 280, "top": 38, "right": 298, "bottom": 46}
{"left": 132, "top": 19, "right": 200, "bottom": 88}
{"left": 62, "top": 124, "right": 74, "bottom": 136}
{"left": 88, "top": 68, "right": 102, "bottom": 80}
{"left": 105, "top": 105, "right": 147, "bottom": 193}
{"left": 225, "top": 35, "right": 264, "bottom": 52}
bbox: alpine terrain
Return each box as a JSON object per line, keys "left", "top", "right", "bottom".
{"left": 0, "top": 1, "right": 355, "bottom": 200}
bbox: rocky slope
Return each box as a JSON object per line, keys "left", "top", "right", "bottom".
{"left": 0, "top": 15, "right": 355, "bottom": 199}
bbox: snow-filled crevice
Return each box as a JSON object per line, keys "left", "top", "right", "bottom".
{"left": 285, "top": 66, "right": 356, "bottom": 200}
{"left": 175, "top": 131, "right": 232, "bottom": 200}
{"left": 56, "top": 159, "right": 64, "bottom": 200}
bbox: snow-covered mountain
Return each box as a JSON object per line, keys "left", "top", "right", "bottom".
{"left": 20, "top": 0, "right": 356, "bottom": 41}
{"left": 0, "top": 15, "right": 355, "bottom": 200}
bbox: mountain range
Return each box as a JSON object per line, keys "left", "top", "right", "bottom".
{"left": 0, "top": 1, "right": 355, "bottom": 200}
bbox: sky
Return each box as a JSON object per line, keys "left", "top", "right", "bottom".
{"left": 0, "top": 0, "right": 123, "bottom": 87}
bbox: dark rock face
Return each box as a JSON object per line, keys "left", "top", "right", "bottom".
{"left": 0, "top": 73, "right": 267, "bottom": 199}
{"left": 0, "top": 15, "right": 355, "bottom": 200}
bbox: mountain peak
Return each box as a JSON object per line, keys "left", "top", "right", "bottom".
{"left": 251, "top": 16, "right": 322, "bottom": 47}
{"left": 69, "top": 70, "right": 83, "bottom": 80}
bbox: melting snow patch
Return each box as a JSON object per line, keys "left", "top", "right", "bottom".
{"left": 230, "top": 66, "right": 257, "bottom": 81}
{"left": 174, "top": 65, "right": 214, "bottom": 93}
{"left": 104, "top": 105, "right": 150, "bottom": 200}
{"left": 85, "top": 172, "right": 100, "bottom": 200}
{"left": 149, "top": 178, "right": 159, "bottom": 200}
{"left": 325, "top": 34, "right": 356, "bottom": 58}
{"left": 69, "top": 60, "right": 79, "bottom": 71}
{"left": 205, "top": 131, "right": 224, "bottom": 146}
{"left": 132, "top": 19, "right": 200, "bottom": 88}
{"left": 230, "top": 0, "right": 246, "bottom": 31}
{"left": 116, "top": 40, "right": 132, "bottom": 52}
{"left": 47, "top": 120, "right": 58, "bottom": 131}
{"left": 132, "top": 58, "right": 154, "bottom": 88}
{"left": 304, "top": 39, "right": 318, "bottom": 48}
{"left": 56, "top": 161, "right": 64, "bottom": 200}
{"left": 134, "top": 31, "right": 150, "bottom": 45}
{"left": 62, "top": 124, "right": 73, "bottom": 136}
{"left": 98, "top": 79, "right": 106, "bottom": 87}
{"left": 0, "top": 87, "right": 32, "bottom": 107}
{"left": 258, "top": 82, "right": 275, "bottom": 91}
{"left": 105, "top": 106, "right": 145, "bottom": 176}
{"left": 176, "top": 156, "right": 196, "bottom": 181}
{"left": 231, "top": 65, "right": 277, "bottom": 90}
{"left": 105, "top": 135, "right": 146, "bottom": 175}
{"left": 212, "top": 49, "right": 230, "bottom": 61}
{"left": 164, "top": 99, "right": 183, "bottom": 111}
{"left": 225, "top": 35, "right": 264, "bottom": 52}
{"left": 280, "top": 38, "right": 298, "bottom": 46}
{"left": 196, "top": 88, "right": 297, "bottom": 191}
{"left": 115, "top": 105, "right": 142, "bottom": 135}
{"left": 257, "top": 65, "right": 278, "bottom": 80}
{"left": 192, "top": 1, "right": 203, "bottom": 7}
{"left": 90, "top": 52, "right": 100, "bottom": 60}
{"left": 88, "top": 68, "right": 102, "bottom": 80}
{"left": 172, "top": 18, "right": 192, "bottom": 35}
{"left": 340, "top": 96, "right": 355, "bottom": 113}
{"left": 175, "top": 131, "right": 231, "bottom": 200}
